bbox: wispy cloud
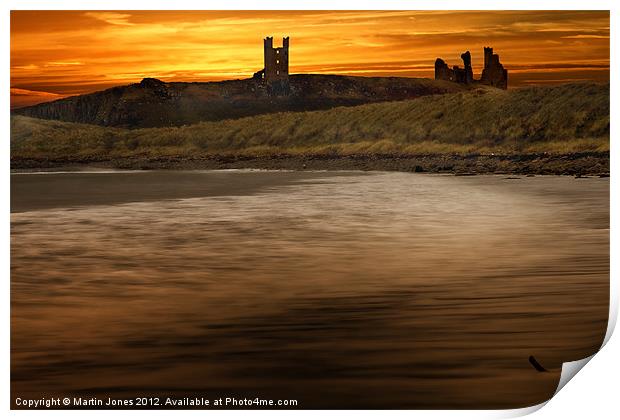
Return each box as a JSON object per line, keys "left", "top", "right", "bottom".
{"left": 45, "top": 61, "right": 84, "bottom": 67}
{"left": 10, "top": 87, "right": 61, "bottom": 97}
{"left": 562, "top": 35, "right": 610, "bottom": 39}
{"left": 84, "top": 12, "right": 134, "bottom": 26}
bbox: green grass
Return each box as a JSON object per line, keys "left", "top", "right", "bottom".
{"left": 11, "top": 82, "right": 609, "bottom": 160}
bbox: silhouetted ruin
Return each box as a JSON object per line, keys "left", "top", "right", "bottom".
{"left": 254, "top": 36, "right": 290, "bottom": 95}
{"left": 480, "top": 47, "right": 508, "bottom": 89}
{"left": 435, "top": 47, "right": 507, "bottom": 89}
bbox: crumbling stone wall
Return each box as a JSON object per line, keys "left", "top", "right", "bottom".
{"left": 435, "top": 47, "right": 507, "bottom": 89}
{"left": 460, "top": 51, "right": 474, "bottom": 84}
{"left": 435, "top": 50, "right": 473, "bottom": 84}
{"left": 480, "top": 47, "right": 508, "bottom": 89}
{"left": 434, "top": 58, "right": 455, "bottom": 82}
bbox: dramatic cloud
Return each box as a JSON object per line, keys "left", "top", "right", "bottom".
{"left": 10, "top": 10, "right": 609, "bottom": 107}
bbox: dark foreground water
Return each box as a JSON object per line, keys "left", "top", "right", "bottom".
{"left": 11, "top": 170, "right": 609, "bottom": 409}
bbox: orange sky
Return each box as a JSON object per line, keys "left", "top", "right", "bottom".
{"left": 10, "top": 10, "right": 610, "bottom": 108}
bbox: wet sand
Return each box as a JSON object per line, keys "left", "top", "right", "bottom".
{"left": 11, "top": 171, "right": 609, "bottom": 409}
{"left": 10, "top": 170, "right": 351, "bottom": 213}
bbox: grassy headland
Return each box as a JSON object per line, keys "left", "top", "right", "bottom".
{"left": 13, "top": 75, "right": 466, "bottom": 128}
{"left": 11, "top": 82, "right": 609, "bottom": 174}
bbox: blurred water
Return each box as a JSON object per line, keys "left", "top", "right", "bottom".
{"left": 11, "top": 171, "right": 609, "bottom": 409}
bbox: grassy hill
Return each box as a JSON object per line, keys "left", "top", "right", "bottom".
{"left": 12, "top": 75, "right": 466, "bottom": 129}
{"left": 11, "top": 83, "right": 609, "bottom": 165}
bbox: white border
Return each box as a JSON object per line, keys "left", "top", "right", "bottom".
{"left": 3, "top": 1, "right": 617, "bottom": 419}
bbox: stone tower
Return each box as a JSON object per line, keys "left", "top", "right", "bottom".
{"left": 263, "top": 36, "right": 289, "bottom": 94}
{"left": 481, "top": 47, "right": 508, "bottom": 89}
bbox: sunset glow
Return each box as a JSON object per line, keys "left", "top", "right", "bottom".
{"left": 10, "top": 10, "right": 610, "bottom": 108}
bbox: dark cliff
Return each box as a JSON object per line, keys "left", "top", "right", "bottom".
{"left": 12, "top": 75, "right": 467, "bottom": 129}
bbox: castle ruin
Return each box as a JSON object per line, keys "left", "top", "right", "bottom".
{"left": 435, "top": 47, "right": 507, "bottom": 89}
{"left": 480, "top": 47, "right": 508, "bottom": 89}
{"left": 253, "top": 36, "right": 290, "bottom": 95}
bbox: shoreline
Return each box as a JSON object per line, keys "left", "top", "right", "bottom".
{"left": 11, "top": 152, "right": 610, "bottom": 176}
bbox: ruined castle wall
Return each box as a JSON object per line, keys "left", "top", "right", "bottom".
{"left": 461, "top": 51, "right": 474, "bottom": 84}
{"left": 435, "top": 58, "right": 455, "bottom": 82}
{"left": 435, "top": 47, "right": 507, "bottom": 89}
{"left": 480, "top": 49, "right": 508, "bottom": 89}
